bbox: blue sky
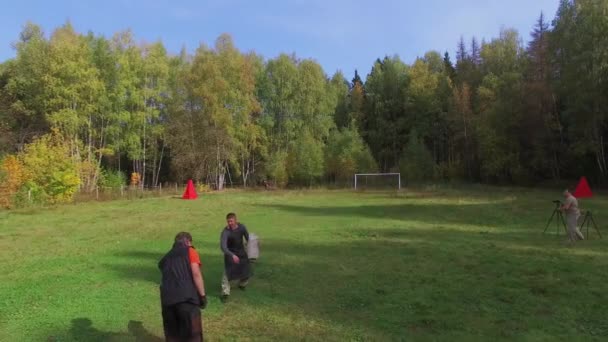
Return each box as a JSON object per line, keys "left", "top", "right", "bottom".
{"left": 1, "top": 0, "right": 559, "bottom": 80}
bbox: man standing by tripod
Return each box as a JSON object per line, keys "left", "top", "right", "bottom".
{"left": 561, "top": 189, "right": 585, "bottom": 243}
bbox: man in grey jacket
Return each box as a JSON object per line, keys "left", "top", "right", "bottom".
{"left": 561, "top": 189, "right": 585, "bottom": 243}
{"left": 220, "top": 213, "right": 251, "bottom": 302}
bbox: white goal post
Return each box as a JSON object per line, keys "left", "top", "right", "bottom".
{"left": 354, "top": 173, "right": 401, "bottom": 190}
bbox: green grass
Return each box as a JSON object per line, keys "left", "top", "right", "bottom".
{"left": 1, "top": 187, "right": 607, "bottom": 341}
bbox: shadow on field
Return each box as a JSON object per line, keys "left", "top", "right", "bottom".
{"left": 61, "top": 318, "right": 162, "bottom": 341}
{"left": 107, "top": 251, "right": 165, "bottom": 284}
{"left": 255, "top": 201, "right": 520, "bottom": 227}
{"left": 105, "top": 227, "right": 608, "bottom": 339}
{"left": 247, "top": 232, "right": 608, "bottom": 338}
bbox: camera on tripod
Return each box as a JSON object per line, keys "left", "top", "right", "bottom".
{"left": 545, "top": 200, "right": 566, "bottom": 235}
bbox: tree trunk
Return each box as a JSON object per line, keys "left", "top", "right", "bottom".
{"left": 216, "top": 142, "right": 224, "bottom": 190}
{"left": 600, "top": 134, "right": 607, "bottom": 180}
{"left": 463, "top": 112, "right": 471, "bottom": 181}
{"left": 226, "top": 162, "right": 233, "bottom": 188}
{"left": 75, "top": 139, "right": 82, "bottom": 190}
{"left": 553, "top": 149, "right": 560, "bottom": 181}
{"left": 155, "top": 142, "right": 165, "bottom": 187}
{"left": 151, "top": 141, "right": 158, "bottom": 188}
{"left": 241, "top": 154, "right": 247, "bottom": 187}
{"left": 91, "top": 120, "right": 107, "bottom": 191}
{"left": 142, "top": 112, "right": 147, "bottom": 190}
{"left": 592, "top": 101, "right": 606, "bottom": 181}
{"left": 86, "top": 115, "right": 94, "bottom": 191}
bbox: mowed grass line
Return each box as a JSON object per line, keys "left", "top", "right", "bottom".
{"left": 1, "top": 188, "right": 607, "bottom": 341}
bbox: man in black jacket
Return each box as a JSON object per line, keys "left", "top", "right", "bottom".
{"left": 159, "top": 232, "right": 207, "bottom": 341}
{"left": 220, "top": 213, "right": 251, "bottom": 302}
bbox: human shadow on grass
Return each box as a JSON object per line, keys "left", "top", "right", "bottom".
{"left": 60, "top": 318, "right": 162, "bottom": 342}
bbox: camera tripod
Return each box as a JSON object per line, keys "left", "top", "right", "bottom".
{"left": 580, "top": 210, "right": 602, "bottom": 239}
{"left": 543, "top": 201, "right": 567, "bottom": 235}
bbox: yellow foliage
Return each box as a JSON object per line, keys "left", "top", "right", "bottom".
{"left": 197, "top": 183, "right": 212, "bottom": 193}
{"left": 79, "top": 160, "right": 98, "bottom": 190}
{"left": 130, "top": 172, "right": 140, "bottom": 185}
{"left": 19, "top": 131, "right": 81, "bottom": 204}
{"left": 50, "top": 171, "right": 81, "bottom": 204}
{"left": 0, "top": 155, "right": 26, "bottom": 208}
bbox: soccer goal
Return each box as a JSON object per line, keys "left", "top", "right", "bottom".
{"left": 354, "top": 173, "right": 401, "bottom": 190}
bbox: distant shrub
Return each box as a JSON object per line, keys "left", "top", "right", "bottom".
{"left": 20, "top": 132, "right": 80, "bottom": 204}
{"left": 99, "top": 169, "right": 127, "bottom": 189}
{"left": 197, "top": 183, "right": 212, "bottom": 193}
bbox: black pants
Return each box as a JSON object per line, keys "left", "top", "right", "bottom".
{"left": 162, "top": 302, "right": 203, "bottom": 342}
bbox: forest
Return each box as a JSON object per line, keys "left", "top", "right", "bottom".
{"left": 1, "top": 0, "right": 607, "bottom": 205}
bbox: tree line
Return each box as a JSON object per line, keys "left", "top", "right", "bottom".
{"left": 1, "top": 0, "right": 607, "bottom": 205}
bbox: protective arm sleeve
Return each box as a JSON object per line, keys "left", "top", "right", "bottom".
{"left": 220, "top": 230, "right": 234, "bottom": 257}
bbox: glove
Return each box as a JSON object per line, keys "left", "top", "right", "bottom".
{"left": 199, "top": 295, "right": 207, "bottom": 309}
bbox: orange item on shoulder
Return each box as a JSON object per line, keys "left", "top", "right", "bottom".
{"left": 188, "top": 247, "right": 201, "bottom": 266}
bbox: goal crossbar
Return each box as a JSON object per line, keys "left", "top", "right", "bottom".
{"left": 354, "top": 173, "right": 401, "bottom": 190}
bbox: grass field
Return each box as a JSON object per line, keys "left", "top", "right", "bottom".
{"left": 1, "top": 187, "right": 607, "bottom": 341}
